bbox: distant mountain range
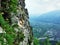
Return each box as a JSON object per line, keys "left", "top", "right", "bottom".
{"left": 30, "top": 10, "right": 60, "bottom": 24}
{"left": 30, "top": 10, "right": 60, "bottom": 41}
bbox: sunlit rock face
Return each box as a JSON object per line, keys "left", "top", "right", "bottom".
{"left": 12, "top": 0, "right": 33, "bottom": 45}
{"left": 17, "top": 0, "right": 33, "bottom": 45}
{"left": 0, "top": 0, "right": 33, "bottom": 45}
{"left": 0, "top": 27, "right": 3, "bottom": 33}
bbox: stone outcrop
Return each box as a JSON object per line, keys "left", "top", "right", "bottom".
{"left": 17, "top": 0, "right": 33, "bottom": 45}
{"left": 0, "top": 0, "right": 33, "bottom": 45}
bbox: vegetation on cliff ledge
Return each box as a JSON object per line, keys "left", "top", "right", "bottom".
{"left": 0, "top": 0, "right": 24, "bottom": 45}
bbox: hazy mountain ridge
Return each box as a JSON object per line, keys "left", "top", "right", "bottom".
{"left": 30, "top": 11, "right": 60, "bottom": 41}
{"left": 30, "top": 10, "right": 60, "bottom": 24}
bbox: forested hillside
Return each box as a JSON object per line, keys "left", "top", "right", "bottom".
{"left": 30, "top": 11, "right": 60, "bottom": 45}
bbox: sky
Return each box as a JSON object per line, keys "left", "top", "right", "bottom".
{"left": 25, "top": 0, "right": 60, "bottom": 16}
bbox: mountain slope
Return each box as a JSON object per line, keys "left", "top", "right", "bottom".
{"left": 30, "top": 11, "right": 60, "bottom": 40}
{"left": 30, "top": 10, "right": 60, "bottom": 24}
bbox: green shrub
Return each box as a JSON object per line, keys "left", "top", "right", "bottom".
{"left": 0, "top": 0, "right": 24, "bottom": 45}
{"left": 33, "top": 38, "right": 40, "bottom": 45}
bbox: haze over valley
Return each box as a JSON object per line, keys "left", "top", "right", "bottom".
{"left": 30, "top": 10, "right": 60, "bottom": 41}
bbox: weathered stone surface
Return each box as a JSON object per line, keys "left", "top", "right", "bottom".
{"left": 11, "top": 0, "right": 33, "bottom": 45}
{"left": 0, "top": 27, "right": 3, "bottom": 33}
{"left": 17, "top": 0, "right": 33, "bottom": 45}
{"left": 0, "top": 0, "right": 33, "bottom": 45}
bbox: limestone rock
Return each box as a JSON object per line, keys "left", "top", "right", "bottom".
{"left": 0, "top": 0, "right": 33, "bottom": 45}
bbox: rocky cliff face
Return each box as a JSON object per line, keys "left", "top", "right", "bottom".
{"left": 0, "top": 0, "right": 33, "bottom": 45}
{"left": 17, "top": 0, "right": 33, "bottom": 45}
